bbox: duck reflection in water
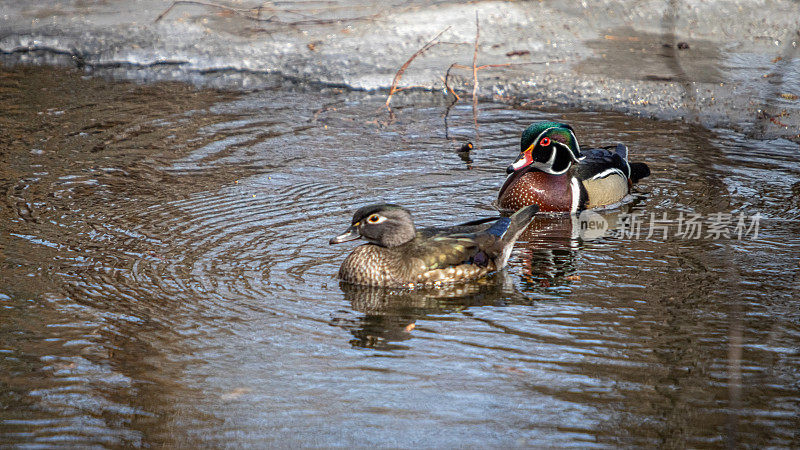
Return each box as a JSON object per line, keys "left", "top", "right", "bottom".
{"left": 334, "top": 271, "right": 527, "bottom": 350}
{"left": 332, "top": 207, "right": 630, "bottom": 349}
{"left": 514, "top": 207, "right": 629, "bottom": 289}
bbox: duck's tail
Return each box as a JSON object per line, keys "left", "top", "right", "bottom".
{"left": 485, "top": 204, "right": 538, "bottom": 269}
{"left": 616, "top": 143, "right": 650, "bottom": 184}
{"left": 629, "top": 162, "right": 651, "bottom": 183}
{"left": 484, "top": 204, "right": 539, "bottom": 244}
{"left": 503, "top": 204, "right": 539, "bottom": 244}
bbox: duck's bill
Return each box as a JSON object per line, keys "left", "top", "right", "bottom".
{"left": 507, "top": 156, "right": 530, "bottom": 173}
{"left": 329, "top": 226, "right": 360, "bottom": 245}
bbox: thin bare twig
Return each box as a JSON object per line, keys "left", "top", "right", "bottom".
{"left": 443, "top": 63, "right": 461, "bottom": 102}
{"left": 477, "top": 61, "right": 559, "bottom": 69}
{"left": 472, "top": 12, "right": 480, "bottom": 138}
{"left": 441, "top": 25, "right": 560, "bottom": 144}
{"left": 726, "top": 311, "right": 743, "bottom": 448}
{"left": 155, "top": 0, "right": 380, "bottom": 26}
{"left": 447, "top": 61, "right": 559, "bottom": 72}
{"left": 385, "top": 26, "right": 451, "bottom": 110}
{"left": 156, "top": 0, "right": 240, "bottom": 22}
{"left": 442, "top": 63, "right": 463, "bottom": 141}
{"left": 442, "top": 60, "right": 559, "bottom": 105}
{"left": 392, "top": 85, "right": 429, "bottom": 94}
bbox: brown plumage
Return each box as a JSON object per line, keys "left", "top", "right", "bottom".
{"left": 330, "top": 204, "right": 538, "bottom": 287}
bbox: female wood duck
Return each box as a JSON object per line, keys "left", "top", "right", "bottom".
{"left": 497, "top": 121, "right": 650, "bottom": 213}
{"left": 329, "top": 203, "right": 538, "bottom": 287}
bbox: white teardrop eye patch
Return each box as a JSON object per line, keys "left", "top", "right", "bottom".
{"left": 367, "top": 214, "right": 386, "bottom": 224}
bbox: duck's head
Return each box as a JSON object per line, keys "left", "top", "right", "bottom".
{"left": 329, "top": 204, "right": 416, "bottom": 248}
{"left": 507, "top": 122, "right": 583, "bottom": 176}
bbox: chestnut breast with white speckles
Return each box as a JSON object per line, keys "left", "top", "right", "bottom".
{"left": 497, "top": 170, "right": 573, "bottom": 212}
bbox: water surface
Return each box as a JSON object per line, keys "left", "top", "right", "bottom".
{"left": 1, "top": 65, "right": 799, "bottom": 447}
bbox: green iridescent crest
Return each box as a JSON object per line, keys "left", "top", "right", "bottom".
{"left": 520, "top": 121, "right": 567, "bottom": 151}
{"left": 521, "top": 122, "right": 579, "bottom": 152}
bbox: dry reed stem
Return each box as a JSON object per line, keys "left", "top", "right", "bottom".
{"left": 156, "top": 1, "right": 243, "bottom": 22}
{"left": 385, "top": 26, "right": 451, "bottom": 110}
{"left": 155, "top": 0, "right": 379, "bottom": 25}
{"left": 444, "top": 63, "right": 463, "bottom": 102}
{"left": 472, "top": 12, "right": 480, "bottom": 136}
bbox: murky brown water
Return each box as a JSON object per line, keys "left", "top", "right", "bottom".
{"left": 1, "top": 65, "right": 799, "bottom": 447}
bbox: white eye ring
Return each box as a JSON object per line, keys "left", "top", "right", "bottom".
{"left": 367, "top": 214, "right": 386, "bottom": 224}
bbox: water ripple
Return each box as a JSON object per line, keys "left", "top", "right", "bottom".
{"left": 2, "top": 67, "right": 799, "bottom": 447}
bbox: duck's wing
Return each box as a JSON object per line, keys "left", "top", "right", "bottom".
{"left": 413, "top": 205, "right": 538, "bottom": 271}
{"left": 417, "top": 215, "right": 502, "bottom": 244}
{"left": 574, "top": 145, "right": 632, "bottom": 181}
{"left": 453, "top": 216, "right": 501, "bottom": 228}
{"left": 410, "top": 232, "right": 486, "bottom": 270}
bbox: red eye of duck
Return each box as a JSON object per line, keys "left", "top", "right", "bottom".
{"left": 539, "top": 137, "right": 551, "bottom": 146}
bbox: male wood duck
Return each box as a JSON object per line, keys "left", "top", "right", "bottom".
{"left": 497, "top": 121, "right": 650, "bottom": 213}
{"left": 329, "top": 203, "right": 539, "bottom": 287}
